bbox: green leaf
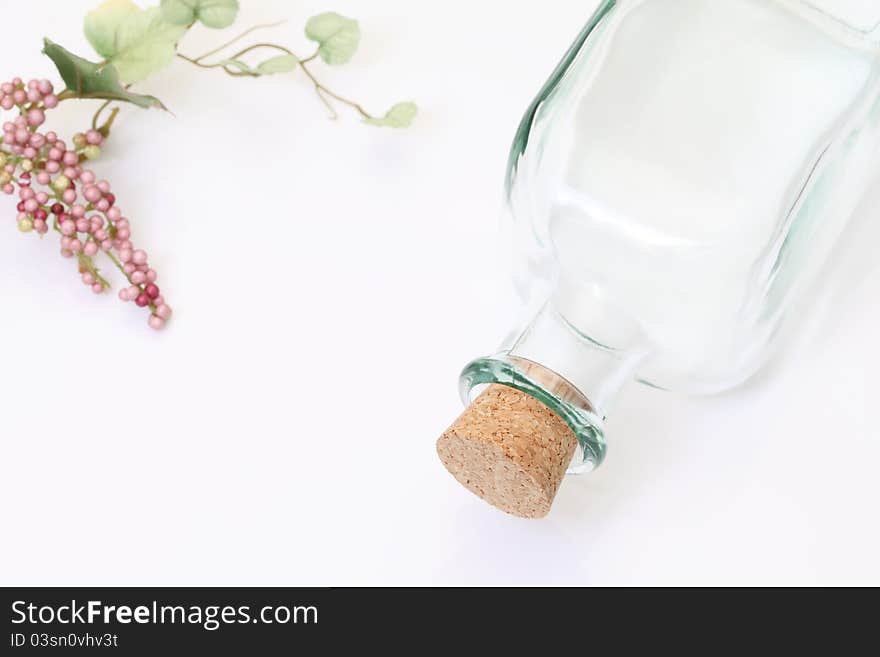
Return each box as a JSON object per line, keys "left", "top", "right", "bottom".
{"left": 42, "top": 39, "right": 166, "bottom": 110}
{"left": 84, "top": 0, "right": 187, "bottom": 84}
{"left": 256, "top": 54, "right": 298, "bottom": 75}
{"left": 304, "top": 12, "right": 360, "bottom": 65}
{"left": 218, "top": 59, "right": 256, "bottom": 75}
{"left": 365, "top": 102, "right": 418, "bottom": 128}
{"left": 160, "top": 0, "right": 240, "bottom": 29}
{"left": 158, "top": 0, "right": 193, "bottom": 25}
{"left": 84, "top": 0, "right": 137, "bottom": 57}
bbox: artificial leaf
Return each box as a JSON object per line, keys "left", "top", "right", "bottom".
{"left": 84, "top": 0, "right": 139, "bottom": 57}
{"left": 256, "top": 54, "right": 298, "bottom": 75}
{"left": 192, "top": 0, "right": 239, "bottom": 29}
{"left": 42, "top": 39, "right": 166, "bottom": 110}
{"left": 158, "top": 0, "right": 193, "bottom": 25}
{"left": 304, "top": 12, "right": 360, "bottom": 65}
{"left": 365, "top": 102, "right": 418, "bottom": 128}
{"left": 160, "top": 0, "right": 240, "bottom": 29}
{"left": 219, "top": 59, "right": 257, "bottom": 75}
{"left": 84, "top": 1, "right": 187, "bottom": 84}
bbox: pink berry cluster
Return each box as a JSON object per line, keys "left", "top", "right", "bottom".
{"left": 0, "top": 77, "right": 171, "bottom": 329}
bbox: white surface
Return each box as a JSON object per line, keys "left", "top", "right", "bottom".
{"left": 0, "top": 0, "right": 878, "bottom": 586}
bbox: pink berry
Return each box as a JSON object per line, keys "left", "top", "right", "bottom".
{"left": 83, "top": 185, "right": 101, "bottom": 203}
{"left": 26, "top": 108, "right": 44, "bottom": 127}
{"left": 135, "top": 293, "right": 150, "bottom": 307}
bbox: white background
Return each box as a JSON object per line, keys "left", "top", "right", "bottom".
{"left": 1, "top": 0, "right": 878, "bottom": 586}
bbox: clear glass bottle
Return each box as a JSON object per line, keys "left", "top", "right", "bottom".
{"left": 439, "top": 0, "right": 880, "bottom": 515}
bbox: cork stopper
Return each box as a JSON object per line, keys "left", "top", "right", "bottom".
{"left": 436, "top": 384, "right": 578, "bottom": 518}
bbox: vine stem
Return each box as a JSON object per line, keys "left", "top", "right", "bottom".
{"left": 177, "top": 42, "right": 375, "bottom": 120}
{"left": 176, "top": 53, "right": 214, "bottom": 69}
{"left": 193, "top": 20, "right": 287, "bottom": 63}
{"left": 93, "top": 103, "right": 120, "bottom": 136}
{"left": 299, "top": 61, "right": 372, "bottom": 120}
{"left": 91, "top": 99, "right": 112, "bottom": 130}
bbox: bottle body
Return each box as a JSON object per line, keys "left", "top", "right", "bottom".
{"left": 462, "top": 0, "right": 880, "bottom": 471}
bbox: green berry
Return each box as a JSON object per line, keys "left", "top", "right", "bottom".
{"left": 51, "top": 175, "right": 70, "bottom": 192}
{"left": 83, "top": 145, "right": 101, "bottom": 160}
{"left": 18, "top": 218, "right": 33, "bottom": 233}
{"left": 73, "top": 133, "right": 87, "bottom": 149}
{"left": 21, "top": 159, "right": 33, "bottom": 172}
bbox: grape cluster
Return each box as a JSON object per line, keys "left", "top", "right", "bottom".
{"left": 0, "top": 77, "right": 171, "bottom": 329}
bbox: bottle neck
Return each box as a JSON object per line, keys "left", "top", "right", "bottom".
{"left": 459, "top": 298, "right": 650, "bottom": 472}
{"left": 507, "top": 300, "right": 648, "bottom": 419}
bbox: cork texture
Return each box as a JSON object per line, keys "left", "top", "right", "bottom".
{"left": 436, "top": 384, "right": 577, "bottom": 518}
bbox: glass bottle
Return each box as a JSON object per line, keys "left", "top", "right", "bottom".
{"left": 437, "top": 0, "right": 880, "bottom": 517}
